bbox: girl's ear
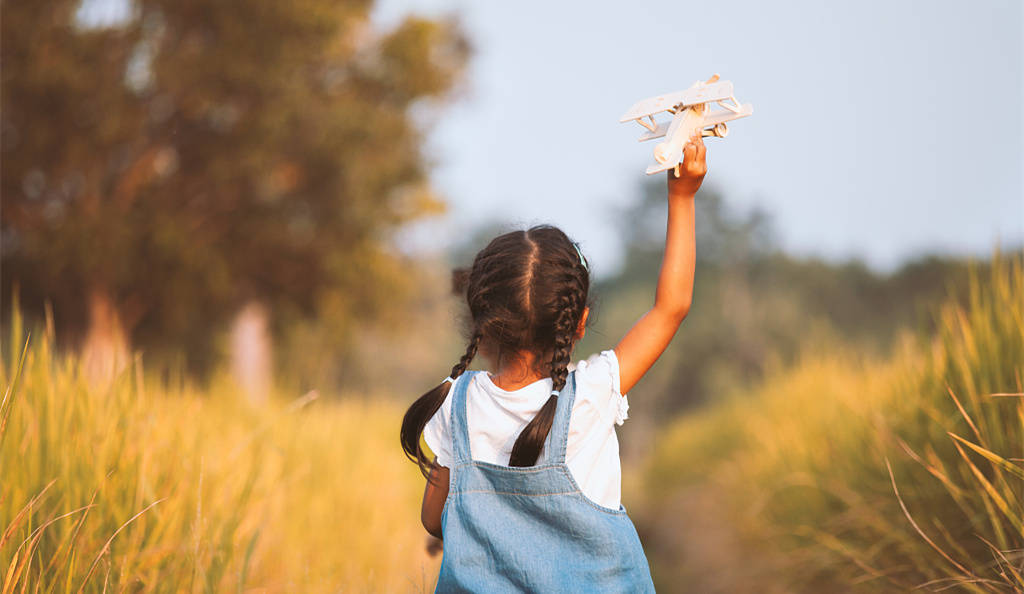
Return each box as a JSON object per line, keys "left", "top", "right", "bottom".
{"left": 574, "top": 307, "right": 590, "bottom": 341}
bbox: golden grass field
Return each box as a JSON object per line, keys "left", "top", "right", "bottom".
{"left": 1, "top": 319, "right": 442, "bottom": 592}
{"left": 2, "top": 253, "right": 1021, "bottom": 592}
{"left": 641, "top": 254, "right": 1023, "bottom": 591}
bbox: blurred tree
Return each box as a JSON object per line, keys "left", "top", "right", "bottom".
{"left": 1, "top": 0, "right": 469, "bottom": 387}
{"left": 576, "top": 178, "right": 974, "bottom": 456}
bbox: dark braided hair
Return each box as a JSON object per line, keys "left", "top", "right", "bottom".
{"left": 400, "top": 225, "right": 591, "bottom": 475}
{"left": 400, "top": 331, "right": 481, "bottom": 479}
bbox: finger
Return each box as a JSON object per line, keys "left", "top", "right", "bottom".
{"left": 696, "top": 134, "right": 706, "bottom": 162}
{"left": 682, "top": 141, "right": 697, "bottom": 165}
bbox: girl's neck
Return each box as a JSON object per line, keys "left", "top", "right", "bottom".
{"left": 488, "top": 351, "right": 547, "bottom": 391}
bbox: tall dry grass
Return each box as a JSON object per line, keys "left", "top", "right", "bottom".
{"left": 642, "top": 253, "right": 1023, "bottom": 592}
{"left": 0, "top": 304, "right": 440, "bottom": 592}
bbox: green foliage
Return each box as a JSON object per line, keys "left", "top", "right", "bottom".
{"left": 579, "top": 179, "right": 977, "bottom": 421}
{"left": 1, "top": 0, "right": 469, "bottom": 376}
{"left": 639, "top": 252, "right": 1024, "bottom": 592}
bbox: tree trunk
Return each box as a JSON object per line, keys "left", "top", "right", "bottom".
{"left": 81, "top": 286, "right": 130, "bottom": 388}
{"left": 230, "top": 300, "right": 273, "bottom": 405}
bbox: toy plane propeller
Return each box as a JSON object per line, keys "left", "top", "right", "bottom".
{"left": 621, "top": 75, "right": 753, "bottom": 175}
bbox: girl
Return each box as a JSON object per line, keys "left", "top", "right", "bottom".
{"left": 400, "top": 130, "right": 707, "bottom": 592}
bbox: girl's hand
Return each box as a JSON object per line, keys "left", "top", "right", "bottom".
{"left": 667, "top": 131, "right": 707, "bottom": 199}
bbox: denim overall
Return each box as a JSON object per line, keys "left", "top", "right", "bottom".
{"left": 435, "top": 370, "right": 656, "bottom": 593}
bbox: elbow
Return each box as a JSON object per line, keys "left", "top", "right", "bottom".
{"left": 421, "top": 507, "right": 443, "bottom": 539}
{"left": 421, "top": 514, "right": 443, "bottom": 540}
{"left": 669, "top": 307, "right": 690, "bottom": 325}
{"left": 660, "top": 301, "right": 691, "bottom": 324}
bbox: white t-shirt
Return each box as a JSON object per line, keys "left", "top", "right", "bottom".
{"left": 423, "top": 349, "right": 630, "bottom": 511}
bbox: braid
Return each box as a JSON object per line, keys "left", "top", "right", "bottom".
{"left": 509, "top": 291, "right": 583, "bottom": 467}
{"left": 450, "top": 331, "right": 482, "bottom": 379}
{"left": 400, "top": 330, "right": 483, "bottom": 480}
{"left": 548, "top": 294, "right": 578, "bottom": 392}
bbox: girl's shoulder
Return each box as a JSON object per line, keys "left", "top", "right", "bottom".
{"left": 570, "top": 349, "right": 630, "bottom": 427}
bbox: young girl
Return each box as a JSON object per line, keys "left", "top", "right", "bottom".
{"left": 401, "top": 130, "right": 707, "bottom": 592}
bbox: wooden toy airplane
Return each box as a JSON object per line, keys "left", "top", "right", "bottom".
{"left": 621, "top": 74, "right": 753, "bottom": 175}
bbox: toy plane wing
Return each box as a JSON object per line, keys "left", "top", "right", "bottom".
{"left": 619, "top": 80, "right": 734, "bottom": 122}
{"left": 635, "top": 102, "right": 753, "bottom": 142}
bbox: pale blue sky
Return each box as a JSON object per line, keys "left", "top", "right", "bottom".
{"left": 377, "top": 0, "right": 1023, "bottom": 275}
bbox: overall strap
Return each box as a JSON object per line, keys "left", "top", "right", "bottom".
{"left": 449, "top": 370, "right": 478, "bottom": 465}
{"left": 544, "top": 370, "right": 577, "bottom": 465}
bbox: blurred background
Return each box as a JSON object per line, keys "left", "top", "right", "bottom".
{"left": 1, "top": 0, "right": 1021, "bottom": 592}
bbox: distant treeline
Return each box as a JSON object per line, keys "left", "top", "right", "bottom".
{"left": 574, "top": 179, "right": 992, "bottom": 429}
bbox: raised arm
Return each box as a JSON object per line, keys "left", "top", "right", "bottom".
{"left": 613, "top": 131, "right": 705, "bottom": 395}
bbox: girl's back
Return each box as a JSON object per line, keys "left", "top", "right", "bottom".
{"left": 424, "top": 349, "right": 631, "bottom": 512}
{"left": 434, "top": 366, "right": 654, "bottom": 592}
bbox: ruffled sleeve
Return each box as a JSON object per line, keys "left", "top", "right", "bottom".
{"left": 573, "top": 349, "right": 630, "bottom": 426}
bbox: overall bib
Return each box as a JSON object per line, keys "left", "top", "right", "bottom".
{"left": 435, "top": 370, "right": 656, "bottom": 593}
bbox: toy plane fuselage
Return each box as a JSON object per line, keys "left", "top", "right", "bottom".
{"left": 621, "top": 79, "right": 753, "bottom": 175}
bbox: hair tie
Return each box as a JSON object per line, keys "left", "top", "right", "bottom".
{"left": 442, "top": 376, "right": 455, "bottom": 384}
{"left": 572, "top": 242, "right": 589, "bottom": 271}
{"left": 550, "top": 390, "right": 559, "bottom": 397}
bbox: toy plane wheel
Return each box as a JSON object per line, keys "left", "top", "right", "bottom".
{"left": 702, "top": 123, "right": 728, "bottom": 138}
